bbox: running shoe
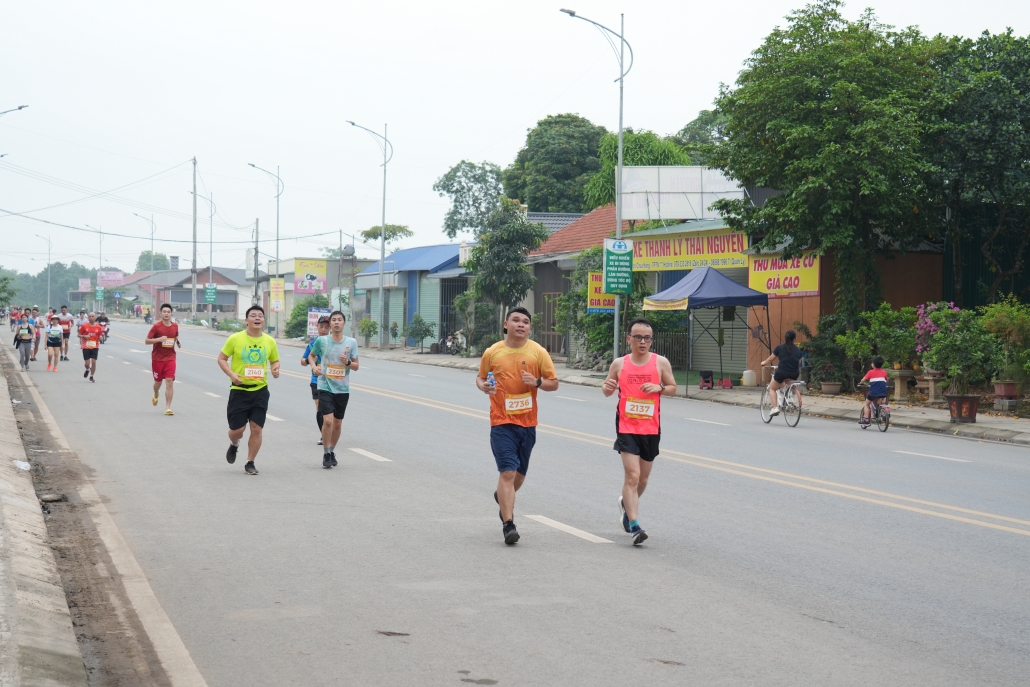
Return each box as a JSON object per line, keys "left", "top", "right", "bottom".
{"left": 629, "top": 524, "right": 648, "bottom": 546}
{"left": 322, "top": 453, "right": 332, "bottom": 469}
{"left": 330, "top": 453, "right": 338, "bottom": 467}
{"left": 244, "top": 461, "right": 258, "bottom": 475}
{"left": 317, "top": 438, "right": 323, "bottom": 445}
{"left": 152, "top": 394, "right": 159, "bottom": 406}
{"left": 83, "top": 369, "right": 89, "bottom": 379}
{"left": 502, "top": 520, "right": 520, "bottom": 545}
{"left": 769, "top": 407, "right": 781, "bottom": 417}
{"left": 52, "top": 367, "right": 57, "bottom": 372}
{"left": 46, "top": 363, "right": 51, "bottom": 371}
{"left": 89, "top": 376, "right": 95, "bottom": 383}
{"left": 226, "top": 444, "right": 239, "bottom": 464}
{"left": 619, "top": 496, "right": 630, "bottom": 533}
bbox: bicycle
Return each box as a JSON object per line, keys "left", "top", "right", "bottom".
{"left": 858, "top": 386, "right": 890, "bottom": 432}
{"left": 760, "top": 378, "right": 805, "bottom": 427}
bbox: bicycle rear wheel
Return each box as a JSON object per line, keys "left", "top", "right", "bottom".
{"left": 877, "top": 407, "right": 890, "bottom": 432}
{"left": 783, "top": 385, "right": 802, "bottom": 427}
{"left": 760, "top": 388, "right": 773, "bottom": 423}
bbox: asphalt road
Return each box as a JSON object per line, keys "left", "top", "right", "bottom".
{"left": 20, "top": 321, "right": 1030, "bottom": 686}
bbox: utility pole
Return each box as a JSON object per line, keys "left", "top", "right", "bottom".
{"left": 191, "top": 157, "right": 198, "bottom": 322}
{"left": 209, "top": 191, "right": 214, "bottom": 314}
{"left": 253, "top": 218, "right": 260, "bottom": 304}
{"left": 36, "top": 235, "right": 51, "bottom": 310}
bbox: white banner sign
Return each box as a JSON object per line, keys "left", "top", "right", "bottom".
{"left": 619, "top": 166, "right": 746, "bottom": 221}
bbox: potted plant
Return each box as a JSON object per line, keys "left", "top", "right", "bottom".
{"left": 980, "top": 296, "right": 1030, "bottom": 398}
{"left": 357, "top": 317, "right": 378, "bottom": 348}
{"left": 921, "top": 307, "right": 1003, "bottom": 423}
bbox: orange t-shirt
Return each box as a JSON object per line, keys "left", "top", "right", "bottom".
{"left": 79, "top": 323, "right": 103, "bottom": 349}
{"left": 478, "top": 339, "right": 557, "bottom": 427}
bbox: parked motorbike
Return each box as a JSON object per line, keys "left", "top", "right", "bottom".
{"left": 446, "top": 330, "right": 467, "bottom": 356}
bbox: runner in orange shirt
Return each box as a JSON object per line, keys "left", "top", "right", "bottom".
{"left": 77, "top": 312, "right": 103, "bottom": 382}
{"left": 476, "top": 307, "right": 559, "bottom": 545}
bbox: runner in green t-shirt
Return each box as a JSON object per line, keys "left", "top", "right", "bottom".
{"left": 307, "top": 310, "right": 359, "bottom": 469}
{"left": 217, "top": 306, "right": 280, "bottom": 475}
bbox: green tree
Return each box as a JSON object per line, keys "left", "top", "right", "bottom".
{"left": 433, "top": 160, "right": 503, "bottom": 238}
{"left": 672, "top": 110, "right": 729, "bottom": 166}
{"left": 582, "top": 130, "right": 691, "bottom": 210}
{"left": 0, "top": 269, "right": 15, "bottom": 306}
{"left": 403, "top": 313, "right": 436, "bottom": 353}
{"left": 284, "top": 294, "right": 330, "bottom": 338}
{"left": 502, "top": 113, "right": 608, "bottom": 213}
{"left": 360, "top": 224, "right": 413, "bottom": 246}
{"left": 708, "top": 0, "right": 936, "bottom": 327}
{"left": 465, "top": 197, "right": 549, "bottom": 315}
{"left": 135, "top": 251, "right": 170, "bottom": 272}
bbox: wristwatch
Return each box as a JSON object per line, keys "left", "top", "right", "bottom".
{"left": 659, "top": 382, "right": 666, "bottom": 391}
{"left": 536, "top": 377, "right": 542, "bottom": 388}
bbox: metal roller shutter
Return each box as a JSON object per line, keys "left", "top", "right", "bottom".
{"left": 689, "top": 268, "right": 750, "bottom": 379}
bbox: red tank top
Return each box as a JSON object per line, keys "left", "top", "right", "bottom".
{"left": 617, "top": 353, "right": 661, "bottom": 435}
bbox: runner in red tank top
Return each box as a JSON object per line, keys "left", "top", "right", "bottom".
{"left": 602, "top": 318, "right": 676, "bottom": 545}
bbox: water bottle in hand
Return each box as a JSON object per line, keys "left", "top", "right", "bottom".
{"left": 487, "top": 372, "right": 496, "bottom": 387}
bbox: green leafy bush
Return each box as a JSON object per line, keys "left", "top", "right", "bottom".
{"left": 921, "top": 308, "right": 1003, "bottom": 395}
{"left": 358, "top": 317, "right": 378, "bottom": 341}
{"left": 980, "top": 296, "right": 1030, "bottom": 386}
{"left": 284, "top": 295, "right": 330, "bottom": 338}
{"left": 403, "top": 314, "right": 436, "bottom": 353}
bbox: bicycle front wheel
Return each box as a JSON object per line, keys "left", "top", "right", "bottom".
{"left": 760, "top": 388, "right": 773, "bottom": 423}
{"left": 783, "top": 385, "right": 802, "bottom": 427}
{"left": 877, "top": 408, "right": 890, "bottom": 432}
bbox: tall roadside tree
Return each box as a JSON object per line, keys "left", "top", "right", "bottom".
{"left": 135, "top": 251, "right": 170, "bottom": 272}
{"left": 465, "top": 197, "right": 549, "bottom": 316}
{"left": 502, "top": 114, "right": 608, "bottom": 212}
{"left": 434, "top": 161, "right": 503, "bottom": 238}
{"left": 672, "top": 110, "right": 729, "bottom": 166}
{"left": 360, "top": 224, "right": 413, "bottom": 247}
{"left": 582, "top": 130, "right": 691, "bottom": 210}
{"left": 709, "top": 0, "right": 937, "bottom": 327}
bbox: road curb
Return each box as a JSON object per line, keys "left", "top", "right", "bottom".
{"left": 0, "top": 369, "right": 88, "bottom": 686}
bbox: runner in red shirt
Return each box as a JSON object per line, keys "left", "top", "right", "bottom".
{"left": 77, "top": 312, "right": 103, "bottom": 382}
{"left": 145, "top": 303, "right": 180, "bottom": 415}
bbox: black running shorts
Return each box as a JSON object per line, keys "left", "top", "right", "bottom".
{"left": 227, "top": 387, "right": 270, "bottom": 430}
{"left": 317, "top": 390, "right": 349, "bottom": 420}
{"left": 614, "top": 432, "right": 661, "bottom": 462}
{"left": 82, "top": 348, "right": 99, "bottom": 361}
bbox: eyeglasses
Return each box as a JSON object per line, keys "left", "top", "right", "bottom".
{"left": 629, "top": 335, "right": 653, "bottom": 343}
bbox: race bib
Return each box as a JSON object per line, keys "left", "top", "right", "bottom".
{"left": 243, "top": 365, "right": 265, "bottom": 379}
{"left": 61, "top": 323, "right": 70, "bottom": 332}
{"left": 625, "top": 397, "right": 655, "bottom": 419}
{"left": 85, "top": 340, "right": 98, "bottom": 349}
{"left": 505, "top": 393, "right": 533, "bottom": 415}
{"left": 325, "top": 364, "right": 348, "bottom": 379}
{"left": 162, "top": 338, "right": 175, "bottom": 348}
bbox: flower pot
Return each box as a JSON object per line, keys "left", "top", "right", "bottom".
{"left": 820, "top": 381, "right": 842, "bottom": 395}
{"left": 945, "top": 394, "right": 980, "bottom": 423}
{"left": 911, "top": 363, "right": 920, "bottom": 371}
{"left": 893, "top": 362, "right": 902, "bottom": 370}
{"left": 994, "top": 380, "right": 1018, "bottom": 399}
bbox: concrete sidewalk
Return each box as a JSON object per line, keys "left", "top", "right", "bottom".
{"left": 0, "top": 370, "right": 88, "bottom": 686}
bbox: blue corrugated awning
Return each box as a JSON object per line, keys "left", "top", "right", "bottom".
{"left": 358, "top": 244, "right": 460, "bottom": 277}
{"left": 644, "top": 266, "right": 768, "bottom": 310}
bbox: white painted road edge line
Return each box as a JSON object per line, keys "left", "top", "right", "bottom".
{"left": 6, "top": 346, "right": 209, "bottom": 687}
{"left": 350, "top": 447, "right": 391, "bottom": 462}
{"left": 408, "top": 373, "right": 425, "bottom": 377}
{"left": 524, "top": 515, "right": 613, "bottom": 543}
{"left": 265, "top": 414, "right": 283, "bottom": 422}
{"left": 204, "top": 392, "right": 221, "bottom": 398}
{"left": 556, "top": 396, "right": 586, "bottom": 402}
{"left": 685, "top": 417, "right": 732, "bottom": 426}
{"left": 894, "top": 450, "right": 970, "bottom": 463}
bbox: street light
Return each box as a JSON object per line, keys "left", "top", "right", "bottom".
{"left": 133, "top": 213, "right": 156, "bottom": 311}
{"left": 36, "top": 234, "right": 51, "bottom": 311}
{"left": 249, "top": 163, "right": 283, "bottom": 337}
{"left": 347, "top": 120, "right": 393, "bottom": 350}
{"left": 560, "top": 9, "right": 633, "bottom": 358}
{"left": 85, "top": 224, "right": 103, "bottom": 312}
{"left": 0, "top": 105, "right": 28, "bottom": 118}
{"left": 191, "top": 191, "right": 216, "bottom": 315}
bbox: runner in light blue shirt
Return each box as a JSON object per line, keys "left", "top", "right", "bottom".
{"left": 308, "top": 311, "right": 360, "bottom": 468}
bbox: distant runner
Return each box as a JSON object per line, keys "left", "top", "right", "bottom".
{"left": 57, "top": 305, "right": 75, "bottom": 361}
{"left": 145, "top": 303, "right": 180, "bottom": 416}
{"left": 476, "top": 307, "right": 559, "bottom": 545}
{"left": 14, "top": 312, "right": 34, "bottom": 371}
{"left": 217, "top": 306, "right": 280, "bottom": 475}
{"left": 78, "top": 312, "right": 103, "bottom": 382}
{"left": 602, "top": 318, "right": 677, "bottom": 546}
{"left": 301, "top": 315, "right": 332, "bottom": 445}
{"left": 29, "top": 307, "right": 41, "bottom": 361}
{"left": 45, "top": 315, "right": 63, "bottom": 371}
{"left": 308, "top": 311, "right": 359, "bottom": 469}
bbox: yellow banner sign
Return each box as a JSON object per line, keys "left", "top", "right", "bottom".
{"left": 643, "top": 296, "right": 688, "bottom": 311}
{"left": 269, "top": 278, "right": 285, "bottom": 312}
{"left": 295, "top": 259, "right": 326, "bottom": 294}
{"left": 748, "top": 252, "right": 820, "bottom": 298}
{"left": 632, "top": 229, "right": 749, "bottom": 271}
{"left": 587, "top": 272, "right": 616, "bottom": 313}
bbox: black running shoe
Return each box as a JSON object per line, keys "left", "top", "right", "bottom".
{"left": 226, "top": 444, "right": 239, "bottom": 464}
{"left": 89, "top": 376, "right": 94, "bottom": 383}
{"left": 244, "top": 461, "right": 258, "bottom": 475}
{"left": 83, "top": 369, "right": 89, "bottom": 379}
{"left": 630, "top": 525, "right": 648, "bottom": 546}
{"left": 322, "top": 453, "right": 332, "bottom": 469}
{"left": 619, "top": 496, "right": 630, "bottom": 533}
{"left": 330, "top": 452, "right": 338, "bottom": 467}
{"left": 503, "top": 520, "right": 520, "bottom": 545}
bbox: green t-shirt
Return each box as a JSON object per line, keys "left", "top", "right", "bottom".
{"left": 310, "top": 335, "right": 358, "bottom": 394}
{"left": 221, "top": 331, "right": 280, "bottom": 391}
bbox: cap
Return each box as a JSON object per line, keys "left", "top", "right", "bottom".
{"left": 317, "top": 315, "right": 331, "bottom": 324}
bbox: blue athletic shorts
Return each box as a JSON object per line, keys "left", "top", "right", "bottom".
{"left": 490, "top": 424, "right": 536, "bottom": 475}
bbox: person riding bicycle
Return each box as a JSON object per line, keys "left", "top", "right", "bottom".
{"left": 859, "top": 356, "right": 889, "bottom": 427}
{"left": 760, "top": 329, "right": 802, "bottom": 417}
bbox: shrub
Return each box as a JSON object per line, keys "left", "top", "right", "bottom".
{"left": 981, "top": 296, "right": 1030, "bottom": 386}
{"left": 404, "top": 314, "right": 436, "bottom": 353}
{"left": 794, "top": 315, "right": 849, "bottom": 385}
{"left": 921, "top": 308, "right": 1003, "bottom": 395}
{"left": 357, "top": 317, "right": 378, "bottom": 341}
{"left": 284, "top": 295, "right": 330, "bottom": 338}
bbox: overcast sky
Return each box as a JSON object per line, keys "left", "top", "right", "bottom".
{"left": 2, "top": 0, "right": 1028, "bottom": 276}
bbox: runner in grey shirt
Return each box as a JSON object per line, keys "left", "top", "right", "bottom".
{"left": 307, "top": 310, "right": 359, "bottom": 469}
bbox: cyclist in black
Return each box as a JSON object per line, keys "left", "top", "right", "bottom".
{"left": 761, "top": 329, "right": 802, "bottom": 417}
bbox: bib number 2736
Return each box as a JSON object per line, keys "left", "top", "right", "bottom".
{"left": 505, "top": 393, "right": 533, "bottom": 415}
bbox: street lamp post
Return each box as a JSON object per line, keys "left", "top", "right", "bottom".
{"left": 560, "top": 9, "right": 633, "bottom": 358}
{"left": 249, "top": 163, "right": 283, "bottom": 336}
{"left": 133, "top": 213, "right": 156, "bottom": 311}
{"left": 85, "top": 224, "right": 104, "bottom": 311}
{"left": 347, "top": 121, "right": 393, "bottom": 350}
{"left": 36, "top": 234, "right": 50, "bottom": 310}
{"left": 0, "top": 105, "right": 28, "bottom": 119}
{"left": 191, "top": 191, "right": 216, "bottom": 315}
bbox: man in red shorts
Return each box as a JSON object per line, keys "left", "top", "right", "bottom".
{"left": 145, "top": 303, "right": 180, "bottom": 415}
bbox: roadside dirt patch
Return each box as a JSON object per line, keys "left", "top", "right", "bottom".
{"left": 3, "top": 363, "right": 171, "bottom": 687}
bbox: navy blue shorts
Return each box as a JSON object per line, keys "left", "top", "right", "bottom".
{"left": 490, "top": 424, "right": 536, "bottom": 475}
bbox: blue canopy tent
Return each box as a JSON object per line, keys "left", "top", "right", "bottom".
{"left": 644, "top": 267, "right": 770, "bottom": 394}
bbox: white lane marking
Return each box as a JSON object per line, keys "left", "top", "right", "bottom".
{"left": 3, "top": 344, "right": 210, "bottom": 686}
{"left": 123, "top": 361, "right": 132, "bottom": 365}
{"left": 205, "top": 392, "right": 221, "bottom": 398}
{"left": 350, "top": 447, "right": 391, "bottom": 462}
{"left": 894, "top": 450, "right": 970, "bottom": 463}
{"left": 556, "top": 396, "right": 586, "bottom": 402}
{"left": 524, "top": 515, "right": 613, "bottom": 543}
{"left": 107, "top": 355, "right": 115, "bottom": 359}
{"left": 266, "top": 414, "right": 283, "bottom": 422}
{"left": 129, "top": 349, "right": 148, "bottom": 353}
{"left": 685, "top": 418, "right": 731, "bottom": 426}
{"left": 408, "top": 373, "right": 425, "bottom": 377}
